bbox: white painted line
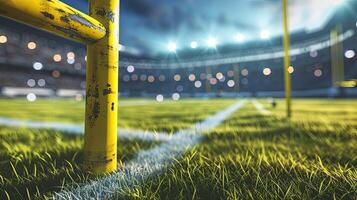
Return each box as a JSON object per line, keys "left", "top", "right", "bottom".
{"left": 0, "top": 117, "right": 171, "bottom": 142}
{"left": 53, "top": 100, "right": 246, "bottom": 200}
{"left": 252, "top": 99, "right": 271, "bottom": 115}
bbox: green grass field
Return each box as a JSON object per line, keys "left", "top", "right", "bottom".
{"left": 0, "top": 98, "right": 356, "bottom": 199}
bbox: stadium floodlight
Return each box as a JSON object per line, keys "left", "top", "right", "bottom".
{"left": 345, "top": 50, "right": 355, "bottom": 59}
{"left": 167, "top": 42, "right": 177, "bottom": 52}
{"left": 190, "top": 41, "right": 198, "bottom": 49}
{"left": 235, "top": 33, "right": 245, "bottom": 43}
{"left": 260, "top": 30, "right": 270, "bottom": 39}
{"left": 207, "top": 37, "right": 217, "bottom": 48}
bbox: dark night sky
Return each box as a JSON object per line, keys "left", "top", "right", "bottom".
{"left": 61, "top": 0, "right": 353, "bottom": 53}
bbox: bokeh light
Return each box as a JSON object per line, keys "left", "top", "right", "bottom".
{"left": 26, "top": 93, "right": 37, "bottom": 102}
{"left": 27, "top": 42, "right": 37, "bottom": 50}
{"left": 156, "top": 94, "right": 164, "bottom": 102}
{"left": 33, "top": 62, "right": 43, "bottom": 70}
{"left": 263, "top": 67, "right": 272, "bottom": 76}
{"left": 0, "top": 35, "right": 7, "bottom": 43}
{"left": 53, "top": 54, "right": 62, "bottom": 62}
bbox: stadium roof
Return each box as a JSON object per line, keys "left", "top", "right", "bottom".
{"left": 60, "top": 0, "right": 356, "bottom": 54}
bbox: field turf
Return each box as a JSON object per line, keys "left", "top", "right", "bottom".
{"left": 0, "top": 98, "right": 356, "bottom": 199}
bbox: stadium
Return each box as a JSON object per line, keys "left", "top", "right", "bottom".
{"left": 0, "top": 0, "right": 356, "bottom": 199}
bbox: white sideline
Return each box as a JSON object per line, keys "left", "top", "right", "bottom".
{"left": 53, "top": 100, "right": 246, "bottom": 200}
{"left": 252, "top": 99, "right": 271, "bottom": 115}
{"left": 0, "top": 117, "right": 172, "bottom": 142}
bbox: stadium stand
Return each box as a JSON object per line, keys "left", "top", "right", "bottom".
{"left": 0, "top": 4, "right": 356, "bottom": 98}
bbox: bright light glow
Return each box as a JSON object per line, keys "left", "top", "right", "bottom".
{"left": 67, "top": 58, "right": 75, "bottom": 64}
{"left": 140, "top": 74, "right": 147, "bottom": 81}
{"left": 263, "top": 67, "right": 272, "bottom": 76}
{"left": 0, "top": 35, "right": 7, "bottom": 44}
{"left": 345, "top": 50, "right": 355, "bottom": 59}
{"left": 148, "top": 75, "right": 155, "bottom": 82}
{"left": 241, "top": 69, "right": 249, "bottom": 76}
{"left": 227, "top": 80, "right": 235, "bottom": 87}
{"left": 156, "top": 94, "right": 164, "bottom": 102}
{"left": 167, "top": 42, "right": 177, "bottom": 52}
{"left": 26, "top": 93, "right": 37, "bottom": 102}
{"left": 227, "top": 70, "right": 235, "bottom": 77}
{"left": 119, "top": 44, "right": 126, "bottom": 51}
{"left": 310, "top": 50, "right": 318, "bottom": 58}
{"left": 216, "top": 72, "right": 224, "bottom": 80}
{"left": 332, "top": 0, "right": 345, "bottom": 6}
{"left": 67, "top": 52, "right": 75, "bottom": 59}
{"left": 53, "top": 54, "right": 62, "bottom": 62}
{"left": 33, "top": 62, "right": 43, "bottom": 70}
{"left": 176, "top": 85, "right": 184, "bottom": 92}
{"left": 75, "top": 94, "right": 83, "bottom": 101}
{"left": 288, "top": 66, "right": 294, "bottom": 74}
{"left": 52, "top": 70, "right": 60, "bottom": 78}
{"left": 188, "top": 74, "right": 196, "bottom": 81}
{"left": 235, "top": 33, "right": 245, "bottom": 43}
{"left": 174, "top": 74, "right": 181, "bottom": 81}
{"left": 159, "top": 75, "right": 166, "bottom": 81}
{"left": 27, "top": 42, "right": 37, "bottom": 50}
{"left": 190, "top": 41, "right": 198, "bottom": 49}
{"left": 194, "top": 80, "right": 202, "bottom": 88}
{"left": 210, "top": 78, "right": 217, "bottom": 85}
{"left": 131, "top": 74, "right": 138, "bottom": 81}
{"left": 207, "top": 37, "right": 217, "bottom": 48}
{"left": 37, "top": 79, "right": 46, "bottom": 87}
{"left": 172, "top": 93, "right": 180, "bottom": 101}
{"left": 314, "top": 69, "right": 322, "bottom": 77}
{"left": 127, "top": 65, "right": 135, "bottom": 73}
{"left": 27, "top": 79, "right": 36, "bottom": 87}
{"left": 260, "top": 30, "right": 270, "bottom": 39}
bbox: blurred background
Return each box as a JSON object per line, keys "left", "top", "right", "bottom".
{"left": 0, "top": 0, "right": 356, "bottom": 101}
